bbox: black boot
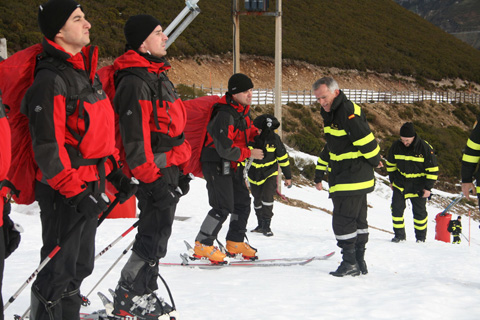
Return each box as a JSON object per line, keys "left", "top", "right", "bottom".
{"left": 355, "top": 247, "right": 368, "bottom": 275}
{"left": 251, "top": 217, "right": 264, "bottom": 233}
{"left": 262, "top": 219, "right": 274, "bottom": 237}
{"left": 329, "top": 249, "right": 360, "bottom": 277}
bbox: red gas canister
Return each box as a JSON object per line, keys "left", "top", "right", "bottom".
{"left": 435, "top": 213, "right": 452, "bottom": 243}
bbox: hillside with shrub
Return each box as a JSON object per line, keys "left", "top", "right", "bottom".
{"left": 1, "top": 0, "right": 480, "bottom": 83}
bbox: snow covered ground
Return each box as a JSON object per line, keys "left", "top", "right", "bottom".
{"left": 4, "top": 150, "right": 480, "bottom": 320}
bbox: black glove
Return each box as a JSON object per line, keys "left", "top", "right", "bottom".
{"left": 178, "top": 173, "right": 193, "bottom": 197}
{"left": 147, "top": 177, "right": 180, "bottom": 207}
{"left": 3, "top": 201, "right": 21, "bottom": 259}
{"left": 69, "top": 191, "right": 109, "bottom": 219}
{"left": 107, "top": 169, "right": 138, "bottom": 204}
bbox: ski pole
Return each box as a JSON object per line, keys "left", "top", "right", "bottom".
{"left": 85, "top": 239, "right": 135, "bottom": 298}
{"left": 5, "top": 198, "right": 119, "bottom": 311}
{"left": 95, "top": 220, "right": 139, "bottom": 261}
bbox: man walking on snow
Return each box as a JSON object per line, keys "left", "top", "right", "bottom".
{"left": 385, "top": 122, "right": 438, "bottom": 243}
{"left": 313, "top": 76, "right": 382, "bottom": 277}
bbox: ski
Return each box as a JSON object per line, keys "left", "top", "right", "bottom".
{"left": 167, "top": 240, "right": 335, "bottom": 267}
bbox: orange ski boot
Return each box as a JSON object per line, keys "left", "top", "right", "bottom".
{"left": 226, "top": 240, "right": 258, "bottom": 260}
{"left": 193, "top": 241, "right": 228, "bottom": 264}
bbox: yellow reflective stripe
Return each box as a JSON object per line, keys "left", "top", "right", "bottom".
{"left": 248, "top": 171, "right": 278, "bottom": 186}
{"left": 251, "top": 159, "right": 277, "bottom": 168}
{"left": 277, "top": 154, "right": 288, "bottom": 161}
{"left": 393, "top": 222, "right": 405, "bottom": 228}
{"left": 462, "top": 154, "right": 480, "bottom": 163}
{"left": 386, "top": 167, "right": 396, "bottom": 172}
{"left": 426, "top": 174, "right": 438, "bottom": 180}
{"left": 405, "top": 193, "right": 419, "bottom": 198}
{"left": 353, "top": 132, "right": 375, "bottom": 147}
{"left": 414, "top": 216, "right": 428, "bottom": 224}
{"left": 353, "top": 103, "right": 361, "bottom": 116}
{"left": 466, "top": 138, "right": 480, "bottom": 151}
{"left": 316, "top": 165, "right": 327, "bottom": 171}
{"left": 385, "top": 160, "right": 395, "bottom": 166}
{"left": 397, "top": 170, "right": 426, "bottom": 179}
{"left": 329, "top": 179, "right": 375, "bottom": 193}
{"left": 266, "top": 146, "right": 275, "bottom": 152}
{"left": 324, "top": 126, "right": 347, "bottom": 136}
{"left": 392, "top": 216, "right": 404, "bottom": 222}
{"left": 392, "top": 182, "right": 403, "bottom": 192}
{"left": 317, "top": 157, "right": 328, "bottom": 166}
{"left": 279, "top": 161, "right": 290, "bottom": 167}
{"left": 394, "top": 154, "right": 425, "bottom": 162}
{"left": 425, "top": 166, "right": 439, "bottom": 172}
{"left": 330, "top": 151, "right": 362, "bottom": 161}
{"left": 363, "top": 145, "right": 380, "bottom": 159}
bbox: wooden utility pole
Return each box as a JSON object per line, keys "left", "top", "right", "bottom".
{"left": 274, "top": 0, "right": 282, "bottom": 139}
{"left": 233, "top": 0, "right": 241, "bottom": 73}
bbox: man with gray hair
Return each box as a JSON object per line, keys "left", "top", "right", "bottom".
{"left": 313, "top": 77, "right": 382, "bottom": 277}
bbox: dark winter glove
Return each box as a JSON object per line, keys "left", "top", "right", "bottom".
{"left": 177, "top": 173, "right": 193, "bottom": 197}
{"left": 147, "top": 177, "right": 180, "bottom": 207}
{"left": 69, "top": 191, "right": 109, "bottom": 219}
{"left": 107, "top": 169, "right": 139, "bottom": 204}
{"left": 3, "top": 201, "right": 22, "bottom": 259}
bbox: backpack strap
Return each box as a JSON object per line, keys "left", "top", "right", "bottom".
{"left": 116, "top": 67, "right": 161, "bottom": 130}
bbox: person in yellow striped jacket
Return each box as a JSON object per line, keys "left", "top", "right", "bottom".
{"left": 461, "top": 115, "right": 480, "bottom": 207}
{"left": 386, "top": 122, "right": 438, "bottom": 243}
{"left": 313, "top": 77, "right": 382, "bottom": 277}
{"left": 248, "top": 114, "right": 292, "bottom": 237}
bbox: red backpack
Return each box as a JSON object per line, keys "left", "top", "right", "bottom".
{"left": 0, "top": 44, "right": 80, "bottom": 204}
{"left": 183, "top": 95, "right": 221, "bottom": 177}
{"left": 0, "top": 44, "right": 43, "bottom": 204}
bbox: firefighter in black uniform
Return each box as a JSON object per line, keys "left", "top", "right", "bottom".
{"left": 386, "top": 122, "right": 438, "bottom": 243}
{"left": 313, "top": 77, "right": 382, "bottom": 277}
{"left": 450, "top": 216, "right": 462, "bottom": 244}
{"left": 461, "top": 114, "right": 480, "bottom": 208}
{"left": 248, "top": 114, "right": 292, "bottom": 236}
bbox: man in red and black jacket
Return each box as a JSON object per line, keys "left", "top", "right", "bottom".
{"left": 193, "top": 73, "right": 264, "bottom": 263}
{"left": 107, "top": 15, "right": 189, "bottom": 319}
{"left": 21, "top": 1, "right": 136, "bottom": 318}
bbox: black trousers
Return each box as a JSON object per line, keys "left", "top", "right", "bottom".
{"left": 196, "top": 162, "right": 251, "bottom": 245}
{"left": 331, "top": 194, "right": 369, "bottom": 250}
{"left": 0, "top": 200, "right": 5, "bottom": 320}
{"left": 250, "top": 176, "right": 277, "bottom": 220}
{"left": 120, "top": 166, "right": 179, "bottom": 295}
{"left": 391, "top": 188, "right": 428, "bottom": 241}
{"left": 32, "top": 182, "right": 97, "bottom": 320}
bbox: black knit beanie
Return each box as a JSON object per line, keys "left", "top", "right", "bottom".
{"left": 38, "top": 0, "right": 82, "bottom": 40}
{"left": 228, "top": 73, "right": 254, "bottom": 95}
{"left": 253, "top": 114, "right": 280, "bottom": 131}
{"left": 400, "top": 122, "right": 416, "bottom": 137}
{"left": 124, "top": 14, "right": 162, "bottom": 50}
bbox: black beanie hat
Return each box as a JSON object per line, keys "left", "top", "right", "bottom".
{"left": 228, "top": 73, "right": 254, "bottom": 95}
{"left": 124, "top": 14, "right": 162, "bottom": 50}
{"left": 38, "top": 0, "right": 82, "bottom": 40}
{"left": 253, "top": 114, "right": 280, "bottom": 131}
{"left": 400, "top": 122, "right": 416, "bottom": 137}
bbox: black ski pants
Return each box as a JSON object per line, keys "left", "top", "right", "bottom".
{"left": 391, "top": 188, "right": 428, "bottom": 241}
{"left": 250, "top": 176, "right": 277, "bottom": 220}
{"left": 32, "top": 182, "right": 97, "bottom": 320}
{"left": 331, "top": 194, "right": 369, "bottom": 251}
{"left": 196, "top": 161, "right": 251, "bottom": 245}
{"left": 119, "top": 166, "right": 179, "bottom": 295}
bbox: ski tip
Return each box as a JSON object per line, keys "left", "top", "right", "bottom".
{"left": 97, "top": 291, "right": 115, "bottom": 317}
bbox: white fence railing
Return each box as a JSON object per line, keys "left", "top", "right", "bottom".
{"left": 189, "top": 85, "right": 480, "bottom": 105}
